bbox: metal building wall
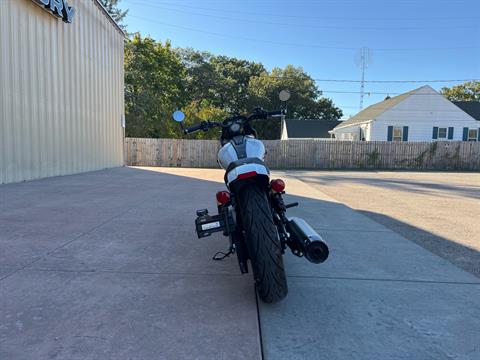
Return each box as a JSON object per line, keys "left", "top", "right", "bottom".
{"left": 0, "top": 0, "right": 124, "bottom": 184}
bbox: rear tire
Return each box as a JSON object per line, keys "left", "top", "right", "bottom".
{"left": 237, "top": 183, "right": 288, "bottom": 303}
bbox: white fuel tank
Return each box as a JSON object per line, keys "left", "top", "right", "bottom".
{"left": 217, "top": 137, "right": 266, "bottom": 169}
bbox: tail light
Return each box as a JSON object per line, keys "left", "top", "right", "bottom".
{"left": 216, "top": 191, "right": 231, "bottom": 205}
{"left": 237, "top": 171, "right": 258, "bottom": 180}
{"left": 270, "top": 179, "right": 285, "bottom": 193}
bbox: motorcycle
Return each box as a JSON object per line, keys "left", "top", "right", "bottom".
{"left": 172, "top": 92, "right": 329, "bottom": 303}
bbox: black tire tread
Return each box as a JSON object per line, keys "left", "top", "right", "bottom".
{"left": 238, "top": 184, "right": 288, "bottom": 303}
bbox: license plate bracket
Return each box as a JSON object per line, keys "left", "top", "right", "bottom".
{"left": 195, "top": 209, "right": 235, "bottom": 238}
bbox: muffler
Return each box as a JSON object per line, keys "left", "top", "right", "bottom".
{"left": 286, "top": 217, "right": 329, "bottom": 264}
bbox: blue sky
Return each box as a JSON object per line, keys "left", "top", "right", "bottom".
{"left": 122, "top": 0, "right": 480, "bottom": 118}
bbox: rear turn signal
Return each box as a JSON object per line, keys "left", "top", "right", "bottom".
{"left": 216, "top": 191, "right": 231, "bottom": 205}
{"left": 271, "top": 179, "right": 285, "bottom": 193}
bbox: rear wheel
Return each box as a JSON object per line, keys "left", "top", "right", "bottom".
{"left": 237, "top": 183, "right": 288, "bottom": 303}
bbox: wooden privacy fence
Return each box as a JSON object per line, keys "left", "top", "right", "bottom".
{"left": 124, "top": 138, "right": 480, "bottom": 170}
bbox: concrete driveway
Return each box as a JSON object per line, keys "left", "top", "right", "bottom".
{"left": 1, "top": 167, "right": 479, "bottom": 359}
{"left": 287, "top": 170, "right": 480, "bottom": 277}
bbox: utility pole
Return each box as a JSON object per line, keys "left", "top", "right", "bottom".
{"left": 356, "top": 47, "right": 372, "bottom": 110}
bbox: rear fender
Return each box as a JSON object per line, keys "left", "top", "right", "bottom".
{"left": 226, "top": 163, "right": 270, "bottom": 189}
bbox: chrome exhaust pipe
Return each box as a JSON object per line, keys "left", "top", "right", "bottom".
{"left": 287, "top": 217, "right": 329, "bottom": 264}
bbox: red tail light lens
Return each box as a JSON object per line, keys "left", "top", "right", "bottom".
{"left": 237, "top": 171, "right": 258, "bottom": 180}
{"left": 271, "top": 179, "right": 285, "bottom": 193}
{"left": 216, "top": 191, "right": 231, "bottom": 205}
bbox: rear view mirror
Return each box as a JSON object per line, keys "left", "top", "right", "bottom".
{"left": 172, "top": 110, "right": 185, "bottom": 122}
{"left": 279, "top": 90, "right": 291, "bottom": 102}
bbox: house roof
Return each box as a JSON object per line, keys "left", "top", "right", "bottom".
{"left": 284, "top": 119, "right": 341, "bottom": 138}
{"left": 333, "top": 86, "right": 429, "bottom": 130}
{"left": 453, "top": 101, "right": 480, "bottom": 121}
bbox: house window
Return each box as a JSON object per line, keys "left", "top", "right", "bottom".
{"left": 438, "top": 127, "right": 447, "bottom": 139}
{"left": 392, "top": 127, "right": 403, "bottom": 141}
{"left": 468, "top": 129, "right": 478, "bottom": 141}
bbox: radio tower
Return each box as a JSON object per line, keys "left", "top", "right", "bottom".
{"left": 356, "top": 47, "right": 372, "bottom": 110}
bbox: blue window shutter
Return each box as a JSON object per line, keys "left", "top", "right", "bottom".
{"left": 462, "top": 127, "right": 468, "bottom": 141}
{"left": 387, "top": 126, "right": 393, "bottom": 141}
{"left": 432, "top": 127, "right": 438, "bottom": 139}
{"left": 447, "top": 127, "right": 454, "bottom": 139}
{"left": 478, "top": 128, "right": 480, "bottom": 141}
{"left": 402, "top": 126, "right": 409, "bottom": 141}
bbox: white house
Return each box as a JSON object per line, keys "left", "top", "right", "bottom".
{"left": 330, "top": 85, "right": 480, "bottom": 142}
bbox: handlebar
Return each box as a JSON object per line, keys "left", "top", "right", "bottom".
{"left": 265, "top": 110, "right": 285, "bottom": 117}
{"left": 183, "top": 122, "right": 205, "bottom": 135}
{"left": 247, "top": 109, "right": 285, "bottom": 121}
{"left": 183, "top": 108, "right": 285, "bottom": 135}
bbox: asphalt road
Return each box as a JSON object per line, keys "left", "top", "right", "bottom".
{"left": 1, "top": 167, "right": 479, "bottom": 359}
{"left": 287, "top": 170, "right": 480, "bottom": 277}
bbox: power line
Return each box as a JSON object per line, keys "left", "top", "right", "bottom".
{"left": 128, "top": 15, "right": 480, "bottom": 52}
{"left": 336, "top": 107, "right": 476, "bottom": 113}
{"left": 313, "top": 78, "right": 479, "bottom": 83}
{"left": 133, "top": 0, "right": 476, "bottom": 2}
{"left": 321, "top": 90, "right": 438, "bottom": 95}
{"left": 128, "top": 70, "right": 479, "bottom": 85}
{"left": 142, "top": 0, "right": 474, "bottom": 3}
{"left": 128, "top": 2, "right": 480, "bottom": 30}
{"left": 129, "top": 15, "right": 355, "bottom": 50}
{"left": 132, "top": 1, "right": 479, "bottom": 21}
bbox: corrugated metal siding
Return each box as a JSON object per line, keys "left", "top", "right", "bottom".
{"left": 0, "top": 0, "right": 124, "bottom": 184}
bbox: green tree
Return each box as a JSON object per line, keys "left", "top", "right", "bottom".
{"left": 124, "top": 43, "right": 342, "bottom": 139}
{"left": 441, "top": 81, "right": 480, "bottom": 101}
{"left": 209, "top": 55, "right": 265, "bottom": 113}
{"left": 181, "top": 100, "right": 229, "bottom": 140}
{"left": 98, "top": 0, "right": 128, "bottom": 30}
{"left": 248, "top": 65, "right": 342, "bottom": 120}
{"left": 248, "top": 65, "right": 343, "bottom": 138}
{"left": 177, "top": 49, "right": 265, "bottom": 113}
{"left": 124, "top": 34, "right": 187, "bottom": 138}
{"left": 176, "top": 49, "right": 218, "bottom": 103}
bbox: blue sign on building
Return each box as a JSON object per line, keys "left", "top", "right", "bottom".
{"left": 33, "top": 0, "right": 75, "bottom": 23}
